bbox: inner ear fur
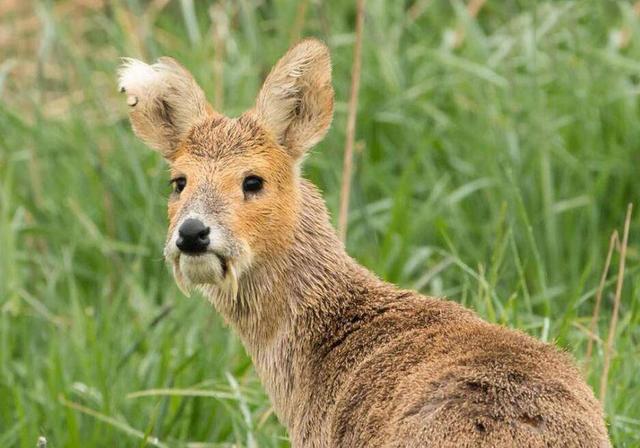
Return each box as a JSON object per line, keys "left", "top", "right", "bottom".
{"left": 254, "top": 39, "right": 334, "bottom": 158}
{"left": 118, "top": 57, "right": 214, "bottom": 159}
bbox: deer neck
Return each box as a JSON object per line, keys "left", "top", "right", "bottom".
{"left": 204, "top": 179, "right": 381, "bottom": 426}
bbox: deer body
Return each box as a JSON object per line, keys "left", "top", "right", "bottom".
{"left": 119, "top": 40, "right": 610, "bottom": 447}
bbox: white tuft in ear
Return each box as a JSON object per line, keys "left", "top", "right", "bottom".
{"left": 118, "top": 57, "right": 214, "bottom": 159}
{"left": 254, "top": 39, "right": 334, "bottom": 159}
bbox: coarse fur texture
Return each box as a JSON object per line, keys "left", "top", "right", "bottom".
{"left": 119, "top": 39, "right": 610, "bottom": 447}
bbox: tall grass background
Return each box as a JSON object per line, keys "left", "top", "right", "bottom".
{"left": 1, "top": 0, "right": 639, "bottom": 446}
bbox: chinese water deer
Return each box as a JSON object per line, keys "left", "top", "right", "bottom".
{"left": 118, "top": 39, "right": 610, "bottom": 447}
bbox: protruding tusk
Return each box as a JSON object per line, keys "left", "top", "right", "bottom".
{"left": 228, "top": 263, "right": 239, "bottom": 302}
{"left": 173, "top": 259, "right": 191, "bottom": 298}
{"left": 127, "top": 95, "right": 138, "bottom": 107}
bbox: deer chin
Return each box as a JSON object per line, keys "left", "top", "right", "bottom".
{"left": 171, "top": 253, "right": 232, "bottom": 298}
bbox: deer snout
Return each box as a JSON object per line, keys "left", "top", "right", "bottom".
{"left": 176, "top": 218, "right": 210, "bottom": 255}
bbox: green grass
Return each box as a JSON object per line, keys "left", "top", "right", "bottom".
{"left": 1, "top": 0, "right": 639, "bottom": 446}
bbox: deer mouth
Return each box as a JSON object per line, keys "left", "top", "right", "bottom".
{"left": 180, "top": 251, "right": 227, "bottom": 274}
{"left": 215, "top": 253, "right": 228, "bottom": 277}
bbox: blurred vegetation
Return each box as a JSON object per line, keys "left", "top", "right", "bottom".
{"left": 1, "top": 0, "right": 639, "bottom": 446}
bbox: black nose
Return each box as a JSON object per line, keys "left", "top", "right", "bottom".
{"left": 176, "top": 218, "right": 210, "bottom": 254}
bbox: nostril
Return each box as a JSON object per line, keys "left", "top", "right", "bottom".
{"left": 177, "top": 218, "right": 210, "bottom": 254}
{"left": 178, "top": 218, "right": 207, "bottom": 238}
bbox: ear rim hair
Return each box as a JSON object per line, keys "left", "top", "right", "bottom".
{"left": 254, "top": 38, "right": 335, "bottom": 159}
{"left": 118, "top": 57, "right": 215, "bottom": 160}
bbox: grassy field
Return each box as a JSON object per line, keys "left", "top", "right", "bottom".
{"left": 1, "top": 0, "right": 639, "bottom": 446}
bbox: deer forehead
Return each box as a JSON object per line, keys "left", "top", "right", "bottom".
{"left": 170, "top": 115, "right": 296, "bottom": 194}
{"left": 175, "top": 115, "right": 277, "bottom": 161}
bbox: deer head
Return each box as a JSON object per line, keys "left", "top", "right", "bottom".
{"left": 118, "top": 39, "right": 334, "bottom": 315}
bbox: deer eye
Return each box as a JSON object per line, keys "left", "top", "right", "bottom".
{"left": 171, "top": 176, "right": 187, "bottom": 194}
{"left": 242, "top": 175, "right": 264, "bottom": 196}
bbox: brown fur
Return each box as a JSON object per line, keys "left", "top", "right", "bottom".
{"left": 119, "top": 39, "right": 610, "bottom": 447}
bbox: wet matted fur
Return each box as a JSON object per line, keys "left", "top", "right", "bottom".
{"left": 118, "top": 39, "right": 610, "bottom": 447}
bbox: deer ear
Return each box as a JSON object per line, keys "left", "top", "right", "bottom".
{"left": 255, "top": 39, "right": 334, "bottom": 159}
{"left": 118, "top": 57, "right": 214, "bottom": 160}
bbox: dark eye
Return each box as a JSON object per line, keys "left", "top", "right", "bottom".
{"left": 171, "top": 177, "right": 187, "bottom": 194}
{"left": 242, "top": 175, "right": 264, "bottom": 195}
